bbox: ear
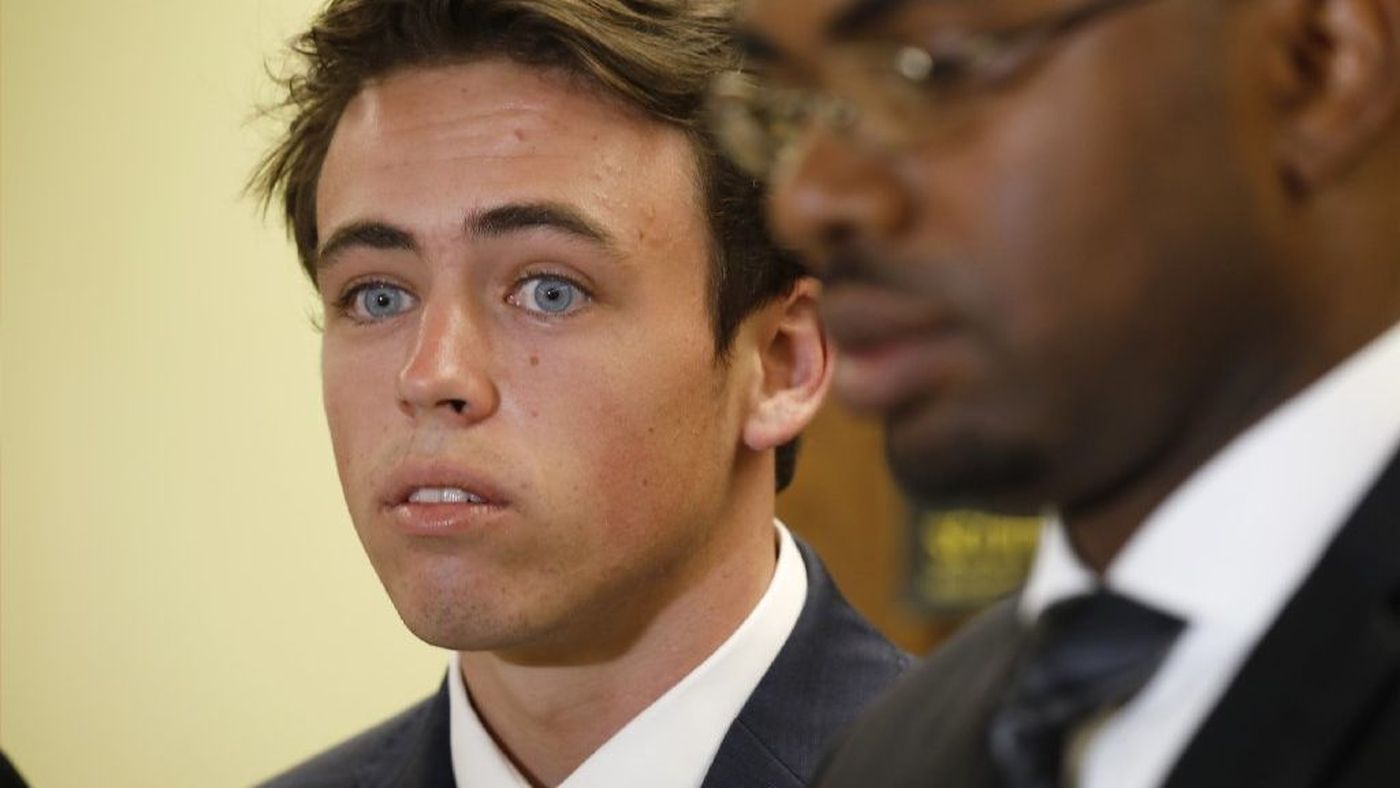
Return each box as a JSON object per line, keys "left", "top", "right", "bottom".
{"left": 741, "top": 277, "right": 834, "bottom": 452}
{"left": 1275, "top": 0, "right": 1400, "bottom": 189}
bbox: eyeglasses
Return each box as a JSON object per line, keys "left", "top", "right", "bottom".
{"left": 708, "top": 0, "right": 1168, "bottom": 179}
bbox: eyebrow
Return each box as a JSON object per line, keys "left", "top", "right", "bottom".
{"left": 316, "top": 222, "right": 417, "bottom": 272}
{"left": 468, "top": 202, "right": 616, "bottom": 250}
{"left": 830, "top": 0, "right": 919, "bottom": 36}
{"left": 315, "top": 201, "right": 618, "bottom": 275}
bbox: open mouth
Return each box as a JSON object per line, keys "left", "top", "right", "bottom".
{"left": 383, "top": 462, "right": 510, "bottom": 509}
{"left": 406, "top": 486, "right": 490, "bottom": 505}
{"left": 378, "top": 461, "right": 514, "bottom": 536}
{"left": 383, "top": 475, "right": 510, "bottom": 535}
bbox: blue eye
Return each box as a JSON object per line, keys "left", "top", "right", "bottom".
{"left": 514, "top": 275, "right": 587, "bottom": 316}
{"left": 345, "top": 282, "right": 416, "bottom": 321}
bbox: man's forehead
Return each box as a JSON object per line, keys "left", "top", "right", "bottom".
{"left": 324, "top": 61, "right": 672, "bottom": 186}
{"left": 342, "top": 62, "right": 568, "bottom": 133}
{"left": 316, "top": 57, "right": 706, "bottom": 266}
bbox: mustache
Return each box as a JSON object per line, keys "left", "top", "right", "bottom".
{"left": 816, "top": 247, "right": 949, "bottom": 294}
{"left": 820, "top": 251, "right": 880, "bottom": 287}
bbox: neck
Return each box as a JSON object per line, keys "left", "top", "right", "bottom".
{"left": 1063, "top": 309, "right": 1399, "bottom": 573}
{"left": 457, "top": 483, "right": 779, "bottom": 785}
{"left": 1064, "top": 183, "right": 1400, "bottom": 572}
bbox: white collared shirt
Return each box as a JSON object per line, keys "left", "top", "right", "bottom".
{"left": 1020, "top": 319, "right": 1400, "bottom": 788}
{"left": 447, "top": 520, "right": 808, "bottom": 788}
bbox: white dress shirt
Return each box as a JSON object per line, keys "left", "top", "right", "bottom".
{"left": 447, "top": 520, "right": 808, "bottom": 788}
{"left": 1020, "top": 319, "right": 1400, "bottom": 788}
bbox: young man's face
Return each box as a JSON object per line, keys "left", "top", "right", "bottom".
{"left": 315, "top": 60, "right": 756, "bottom": 657}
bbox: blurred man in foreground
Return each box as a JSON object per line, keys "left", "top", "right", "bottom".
{"left": 722, "top": 0, "right": 1400, "bottom": 784}
{"left": 251, "top": 1, "right": 909, "bottom": 785}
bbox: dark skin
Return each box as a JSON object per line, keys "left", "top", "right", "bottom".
{"left": 738, "top": 0, "right": 1400, "bottom": 571}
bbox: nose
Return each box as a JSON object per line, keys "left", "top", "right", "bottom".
{"left": 767, "top": 130, "right": 911, "bottom": 274}
{"left": 397, "top": 298, "right": 500, "bottom": 424}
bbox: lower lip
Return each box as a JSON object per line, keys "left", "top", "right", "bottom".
{"left": 386, "top": 502, "right": 508, "bottom": 536}
{"left": 835, "top": 332, "right": 970, "bottom": 413}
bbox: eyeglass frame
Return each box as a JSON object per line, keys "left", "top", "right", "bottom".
{"left": 708, "top": 0, "right": 1172, "bottom": 179}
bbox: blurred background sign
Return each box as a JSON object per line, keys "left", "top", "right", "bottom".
{"left": 777, "top": 403, "right": 1043, "bottom": 655}
{"left": 906, "top": 508, "right": 1041, "bottom": 614}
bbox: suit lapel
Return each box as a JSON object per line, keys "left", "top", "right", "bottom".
{"left": 358, "top": 677, "right": 457, "bottom": 788}
{"left": 919, "top": 601, "right": 1026, "bottom": 788}
{"left": 703, "top": 720, "right": 807, "bottom": 788}
{"left": 811, "top": 597, "right": 1024, "bottom": 788}
{"left": 701, "top": 538, "right": 911, "bottom": 787}
{"left": 1166, "top": 451, "right": 1400, "bottom": 788}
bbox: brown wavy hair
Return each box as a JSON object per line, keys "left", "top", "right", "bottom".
{"left": 251, "top": 0, "right": 806, "bottom": 489}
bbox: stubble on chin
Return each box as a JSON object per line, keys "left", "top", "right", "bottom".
{"left": 884, "top": 413, "right": 1050, "bottom": 515}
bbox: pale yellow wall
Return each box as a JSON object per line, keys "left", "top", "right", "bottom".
{"left": 0, "top": 1, "right": 445, "bottom": 785}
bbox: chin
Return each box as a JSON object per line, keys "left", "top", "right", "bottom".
{"left": 884, "top": 412, "right": 1051, "bottom": 515}
{"left": 376, "top": 568, "right": 536, "bottom": 652}
{"left": 395, "top": 598, "right": 535, "bottom": 652}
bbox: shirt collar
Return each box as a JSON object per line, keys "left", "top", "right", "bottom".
{"left": 1023, "top": 319, "right": 1400, "bottom": 630}
{"left": 1020, "top": 517, "right": 1098, "bottom": 621}
{"left": 448, "top": 647, "right": 523, "bottom": 786}
{"left": 448, "top": 520, "right": 809, "bottom": 787}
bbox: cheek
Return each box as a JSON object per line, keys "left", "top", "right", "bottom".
{"left": 512, "top": 336, "right": 733, "bottom": 518}
{"left": 955, "top": 69, "right": 1232, "bottom": 357}
{"left": 321, "top": 338, "right": 403, "bottom": 489}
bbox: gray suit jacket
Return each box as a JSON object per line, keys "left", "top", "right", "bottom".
{"left": 818, "top": 450, "right": 1400, "bottom": 788}
{"left": 263, "top": 537, "right": 911, "bottom": 787}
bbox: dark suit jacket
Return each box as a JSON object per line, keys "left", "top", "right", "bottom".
{"left": 819, "top": 450, "right": 1400, "bottom": 788}
{"left": 263, "top": 538, "right": 911, "bottom": 787}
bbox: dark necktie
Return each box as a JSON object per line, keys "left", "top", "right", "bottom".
{"left": 988, "top": 590, "right": 1185, "bottom": 788}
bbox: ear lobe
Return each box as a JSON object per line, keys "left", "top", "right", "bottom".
{"left": 1278, "top": 0, "right": 1400, "bottom": 190}
{"left": 742, "top": 277, "right": 834, "bottom": 452}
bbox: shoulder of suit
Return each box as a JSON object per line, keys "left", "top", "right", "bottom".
{"left": 783, "top": 536, "right": 915, "bottom": 693}
{"left": 859, "top": 597, "right": 1018, "bottom": 717}
{"left": 257, "top": 691, "right": 440, "bottom": 788}
{"left": 715, "top": 539, "right": 914, "bottom": 784}
{"left": 815, "top": 598, "right": 1023, "bottom": 786}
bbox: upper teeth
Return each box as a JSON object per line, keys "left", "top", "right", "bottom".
{"left": 409, "top": 487, "right": 484, "bottom": 504}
